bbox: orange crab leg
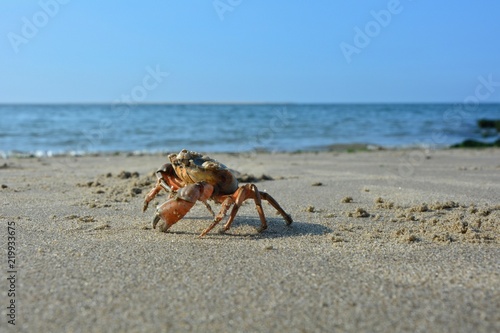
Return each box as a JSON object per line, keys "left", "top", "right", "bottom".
{"left": 199, "top": 184, "right": 267, "bottom": 237}
{"left": 223, "top": 184, "right": 267, "bottom": 233}
{"left": 259, "top": 191, "right": 293, "bottom": 225}
{"left": 198, "top": 195, "right": 235, "bottom": 238}
{"left": 198, "top": 184, "right": 294, "bottom": 237}
{"left": 143, "top": 179, "right": 164, "bottom": 212}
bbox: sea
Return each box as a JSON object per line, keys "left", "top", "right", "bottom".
{"left": 1, "top": 103, "right": 499, "bottom": 157}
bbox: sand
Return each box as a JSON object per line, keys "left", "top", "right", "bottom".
{"left": 1, "top": 149, "right": 499, "bottom": 332}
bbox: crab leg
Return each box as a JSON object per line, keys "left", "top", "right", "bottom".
{"left": 198, "top": 196, "right": 235, "bottom": 238}
{"left": 143, "top": 179, "right": 164, "bottom": 212}
{"left": 221, "top": 184, "right": 267, "bottom": 233}
{"left": 202, "top": 202, "right": 216, "bottom": 217}
{"left": 204, "top": 185, "right": 293, "bottom": 236}
{"left": 259, "top": 192, "right": 293, "bottom": 225}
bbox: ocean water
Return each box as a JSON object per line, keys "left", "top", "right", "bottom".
{"left": 0, "top": 104, "right": 499, "bottom": 156}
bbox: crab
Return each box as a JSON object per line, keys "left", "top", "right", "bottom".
{"left": 143, "top": 149, "right": 293, "bottom": 237}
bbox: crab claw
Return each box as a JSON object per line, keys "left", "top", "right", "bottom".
{"left": 152, "top": 213, "right": 162, "bottom": 229}
{"left": 152, "top": 183, "right": 214, "bottom": 233}
{"left": 153, "top": 196, "right": 196, "bottom": 232}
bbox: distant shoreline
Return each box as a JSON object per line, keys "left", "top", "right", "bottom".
{"left": 2, "top": 143, "right": 499, "bottom": 160}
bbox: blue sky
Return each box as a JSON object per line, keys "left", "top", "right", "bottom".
{"left": 1, "top": 0, "right": 499, "bottom": 103}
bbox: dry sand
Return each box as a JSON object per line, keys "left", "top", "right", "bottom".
{"left": 1, "top": 149, "right": 499, "bottom": 332}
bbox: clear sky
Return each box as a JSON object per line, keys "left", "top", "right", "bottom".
{"left": 1, "top": 0, "right": 499, "bottom": 103}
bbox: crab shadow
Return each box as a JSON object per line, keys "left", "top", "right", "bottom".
{"left": 162, "top": 216, "right": 331, "bottom": 239}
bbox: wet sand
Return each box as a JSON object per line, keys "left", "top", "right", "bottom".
{"left": 1, "top": 149, "right": 499, "bottom": 332}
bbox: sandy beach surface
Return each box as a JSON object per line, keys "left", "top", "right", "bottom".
{"left": 1, "top": 149, "right": 499, "bottom": 333}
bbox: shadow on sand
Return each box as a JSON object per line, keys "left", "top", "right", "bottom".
{"left": 157, "top": 216, "right": 331, "bottom": 240}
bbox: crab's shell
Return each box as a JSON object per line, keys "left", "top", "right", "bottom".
{"left": 169, "top": 149, "right": 238, "bottom": 195}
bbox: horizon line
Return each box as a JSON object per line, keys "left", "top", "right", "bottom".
{"left": 1, "top": 101, "right": 500, "bottom": 106}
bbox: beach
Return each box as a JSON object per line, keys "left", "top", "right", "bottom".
{"left": 1, "top": 148, "right": 499, "bottom": 332}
